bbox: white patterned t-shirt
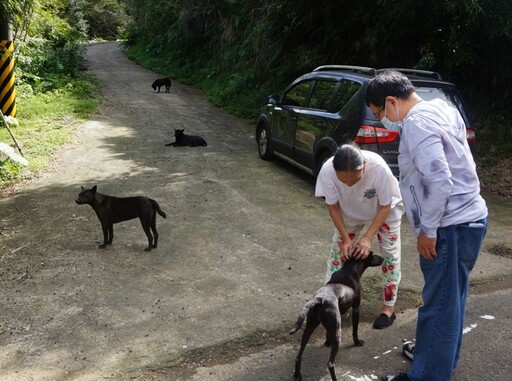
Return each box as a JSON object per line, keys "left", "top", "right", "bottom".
{"left": 315, "top": 150, "right": 404, "bottom": 225}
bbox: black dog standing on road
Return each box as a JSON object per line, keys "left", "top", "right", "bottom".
{"left": 151, "top": 77, "right": 171, "bottom": 93}
{"left": 289, "top": 252, "right": 384, "bottom": 381}
{"left": 75, "top": 185, "right": 166, "bottom": 252}
{"left": 165, "top": 128, "right": 207, "bottom": 147}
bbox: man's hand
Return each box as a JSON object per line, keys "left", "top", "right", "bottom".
{"left": 417, "top": 234, "right": 437, "bottom": 260}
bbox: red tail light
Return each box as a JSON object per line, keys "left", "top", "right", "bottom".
{"left": 355, "top": 126, "right": 475, "bottom": 145}
{"left": 466, "top": 128, "right": 476, "bottom": 145}
{"left": 355, "top": 125, "right": 400, "bottom": 144}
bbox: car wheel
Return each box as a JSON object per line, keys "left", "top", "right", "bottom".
{"left": 315, "top": 150, "right": 334, "bottom": 176}
{"left": 256, "top": 124, "right": 272, "bottom": 160}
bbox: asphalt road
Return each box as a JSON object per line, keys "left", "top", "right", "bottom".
{"left": 0, "top": 42, "right": 511, "bottom": 381}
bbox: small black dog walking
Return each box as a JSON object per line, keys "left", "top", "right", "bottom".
{"left": 151, "top": 77, "right": 171, "bottom": 93}
{"left": 76, "top": 185, "right": 166, "bottom": 252}
{"left": 289, "top": 252, "right": 384, "bottom": 381}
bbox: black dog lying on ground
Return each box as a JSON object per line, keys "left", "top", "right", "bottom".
{"left": 165, "top": 128, "right": 207, "bottom": 147}
{"left": 289, "top": 252, "right": 384, "bottom": 381}
{"left": 151, "top": 77, "right": 171, "bottom": 93}
{"left": 75, "top": 185, "right": 166, "bottom": 252}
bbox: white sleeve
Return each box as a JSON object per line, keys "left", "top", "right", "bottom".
{"left": 315, "top": 164, "right": 338, "bottom": 205}
{"left": 374, "top": 165, "right": 401, "bottom": 207}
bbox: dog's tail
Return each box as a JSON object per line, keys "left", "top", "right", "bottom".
{"left": 289, "top": 297, "right": 321, "bottom": 335}
{"left": 150, "top": 199, "right": 167, "bottom": 219}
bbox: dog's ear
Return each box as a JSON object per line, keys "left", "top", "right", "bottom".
{"left": 91, "top": 185, "right": 97, "bottom": 193}
{"left": 81, "top": 186, "right": 85, "bottom": 191}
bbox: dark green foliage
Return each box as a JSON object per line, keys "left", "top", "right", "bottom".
{"left": 0, "top": 0, "right": 100, "bottom": 184}
{"left": 3, "top": 0, "right": 87, "bottom": 93}
{"left": 71, "top": 0, "right": 132, "bottom": 40}
{"left": 5, "top": 0, "right": 130, "bottom": 92}
{"left": 123, "top": 0, "right": 511, "bottom": 158}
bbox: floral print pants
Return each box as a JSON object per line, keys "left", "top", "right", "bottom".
{"left": 325, "top": 220, "right": 402, "bottom": 306}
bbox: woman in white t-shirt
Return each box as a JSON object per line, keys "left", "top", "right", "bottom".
{"left": 315, "top": 143, "right": 404, "bottom": 329}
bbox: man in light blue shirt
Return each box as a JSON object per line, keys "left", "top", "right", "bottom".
{"left": 365, "top": 70, "right": 488, "bottom": 381}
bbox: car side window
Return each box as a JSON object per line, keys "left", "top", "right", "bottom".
{"left": 332, "top": 80, "right": 361, "bottom": 112}
{"left": 309, "top": 80, "right": 337, "bottom": 111}
{"left": 283, "top": 81, "right": 311, "bottom": 107}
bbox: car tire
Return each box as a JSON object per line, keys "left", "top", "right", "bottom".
{"left": 256, "top": 124, "right": 272, "bottom": 160}
{"left": 315, "top": 150, "right": 334, "bottom": 176}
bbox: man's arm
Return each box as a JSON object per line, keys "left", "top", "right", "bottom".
{"left": 406, "top": 120, "right": 452, "bottom": 260}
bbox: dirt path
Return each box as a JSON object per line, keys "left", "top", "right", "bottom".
{"left": 1, "top": 42, "right": 511, "bottom": 381}
{"left": 0, "top": 42, "right": 334, "bottom": 380}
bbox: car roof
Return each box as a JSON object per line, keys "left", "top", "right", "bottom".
{"left": 300, "top": 65, "right": 457, "bottom": 87}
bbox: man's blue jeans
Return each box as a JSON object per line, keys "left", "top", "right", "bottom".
{"left": 408, "top": 218, "right": 487, "bottom": 381}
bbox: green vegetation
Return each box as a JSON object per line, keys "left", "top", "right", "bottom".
{"left": 1, "top": 0, "right": 510, "bottom": 189}
{"left": 123, "top": 0, "right": 512, "bottom": 161}
{"left": 0, "top": 0, "right": 127, "bottom": 188}
{"left": 0, "top": 91, "right": 97, "bottom": 190}
{"left": 0, "top": 74, "right": 100, "bottom": 184}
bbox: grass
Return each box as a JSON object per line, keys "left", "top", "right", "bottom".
{"left": 0, "top": 74, "right": 101, "bottom": 188}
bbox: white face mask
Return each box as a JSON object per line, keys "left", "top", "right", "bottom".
{"left": 381, "top": 101, "right": 402, "bottom": 132}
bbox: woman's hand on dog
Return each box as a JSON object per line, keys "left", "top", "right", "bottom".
{"left": 352, "top": 236, "right": 372, "bottom": 260}
{"left": 339, "top": 240, "right": 353, "bottom": 263}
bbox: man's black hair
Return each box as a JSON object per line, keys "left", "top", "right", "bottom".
{"left": 365, "top": 70, "right": 415, "bottom": 108}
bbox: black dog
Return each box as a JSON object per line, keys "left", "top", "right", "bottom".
{"left": 75, "top": 185, "right": 166, "bottom": 252}
{"left": 289, "top": 252, "right": 384, "bottom": 381}
{"left": 151, "top": 77, "right": 171, "bottom": 93}
{"left": 165, "top": 128, "right": 207, "bottom": 147}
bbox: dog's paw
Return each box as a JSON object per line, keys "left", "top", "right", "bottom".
{"left": 354, "top": 339, "right": 365, "bottom": 346}
{"left": 144, "top": 247, "right": 152, "bottom": 252}
{"left": 98, "top": 244, "right": 106, "bottom": 249}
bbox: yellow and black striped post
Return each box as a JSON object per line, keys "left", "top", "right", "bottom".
{"left": 1, "top": 16, "right": 16, "bottom": 117}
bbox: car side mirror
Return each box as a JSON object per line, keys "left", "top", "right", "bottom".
{"left": 266, "top": 95, "right": 279, "bottom": 105}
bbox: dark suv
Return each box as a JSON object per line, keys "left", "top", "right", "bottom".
{"left": 255, "top": 65, "right": 475, "bottom": 177}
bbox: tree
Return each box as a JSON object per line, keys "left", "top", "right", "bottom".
{"left": 73, "top": 0, "right": 131, "bottom": 40}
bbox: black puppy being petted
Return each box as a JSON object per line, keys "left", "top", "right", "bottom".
{"left": 75, "top": 185, "right": 166, "bottom": 252}
{"left": 289, "top": 252, "right": 384, "bottom": 381}
{"left": 165, "top": 128, "right": 207, "bottom": 147}
{"left": 151, "top": 77, "right": 171, "bottom": 93}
